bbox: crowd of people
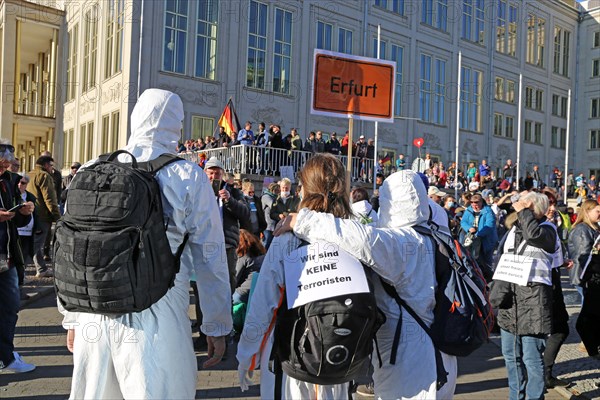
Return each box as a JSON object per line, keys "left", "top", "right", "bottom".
{"left": 0, "top": 89, "right": 599, "bottom": 400}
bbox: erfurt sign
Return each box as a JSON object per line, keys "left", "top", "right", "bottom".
{"left": 311, "top": 50, "right": 396, "bottom": 123}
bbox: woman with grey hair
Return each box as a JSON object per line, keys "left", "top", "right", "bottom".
{"left": 0, "top": 139, "right": 36, "bottom": 374}
{"left": 490, "top": 191, "right": 562, "bottom": 399}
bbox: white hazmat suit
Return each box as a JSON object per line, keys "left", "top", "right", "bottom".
{"left": 292, "top": 170, "right": 457, "bottom": 399}
{"left": 59, "top": 89, "right": 233, "bottom": 399}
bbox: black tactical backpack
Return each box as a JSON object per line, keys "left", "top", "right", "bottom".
{"left": 272, "top": 243, "right": 384, "bottom": 387}
{"left": 54, "top": 151, "right": 188, "bottom": 314}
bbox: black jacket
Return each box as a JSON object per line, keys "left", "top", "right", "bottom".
{"left": 221, "top": 184, "right": 251, "bottom": 248}
{"left": 270, "top": 195, "right": 300, "bottom": 223}
{"left": 243, "top": 195, "right": 267, "bottom": 235}
{"left": 568, "top": 223, "right": 600, "bottom": 286}
{"left": 1, "top": 171, "right": 32, "bottom": 268}
{"left": 490, "top": 210, "right": 557, "bottom": 336}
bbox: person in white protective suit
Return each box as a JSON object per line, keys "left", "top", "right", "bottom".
{"left": 275, "top": 169, "right": 458, "bottom": 399}
{"left": 236, "top": 153, "right": 353, "bottom": 399}
{"left": 58, "top": 89, "right": 233, "bottom": 399}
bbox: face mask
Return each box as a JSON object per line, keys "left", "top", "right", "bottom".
{"left": 281, "top": 191, "right": 290, "bottom": 199}
{"left": 448, "top": 202, "right": 455, "bottom": 208}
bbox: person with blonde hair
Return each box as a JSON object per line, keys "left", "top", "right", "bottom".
{"left": 568, "top": 199, "right": 600, "bottom": 360}
{"left": 241, "top": 181, "right": 266, "bottom": 238}
{"left": 236, "top": 153, "right": 354, "bottom": 398}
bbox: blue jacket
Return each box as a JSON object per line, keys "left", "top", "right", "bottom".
{"left": 460, "top": 205, "right": 498, "bottom": 253}
{"left": 237, "top": 129, "right": 254, "bottom": 145}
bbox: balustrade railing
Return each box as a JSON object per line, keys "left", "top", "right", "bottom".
{"left": 179, "top": 145, "right": 374, "bottom": 182}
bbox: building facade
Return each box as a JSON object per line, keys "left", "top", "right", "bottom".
{"left": 1, "top": 0, "right": 598, "bottom": 179}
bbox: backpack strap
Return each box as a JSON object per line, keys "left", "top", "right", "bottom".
{"left": 98, "top": 150, "right": 139, "bottom": 168}
{"left": 379, "top": 277, "right": 448, "bottom": 390}
{"left": 139, "top": 153, "right": 183, "bottom": 174}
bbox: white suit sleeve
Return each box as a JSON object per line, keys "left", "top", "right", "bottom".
{"left": 236, "top": 235, "right": 288, "bottom": 371}
{"left": 184, "top": 169, "right": 233, "bottom": 337}
{"left": 293, "top": 208, "right": 419, "bottom": 285}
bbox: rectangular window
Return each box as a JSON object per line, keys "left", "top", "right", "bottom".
{"left": 104, "top": 0, "right": 124, "bottom": 78}
{"left": 495, "top": 77, "right": 504, "bottom": 100}
{"left": 494, "top": 113, "right": 503, "bottom": 136}
{"left": 496, "top": 1, "right": 506, "bottom": 53}
{"left": 111, "top": 111, "right": 120, "bottom": 151}
{"left": 560, "top": 128, "right": 566, "bottom": 149}
{"left": 420, "top": 54, "right": 432, "bottom": 122}
{"left": 524, "top": 120, "right": 532, "bottom": 142}
{"left": 507, "top": 80, "right": 515, "bottom": 103}
{"left": 535, "top": 89, "right": 543, "bottom": 111}
{"left": 195, "top": 0, "right": 218, "bottom": 80}
{"left": 553, "top": 26, "right": 571, "bottom": 77}
{"left": 507, "top": 4, "right": 517, "bottom": 57}
{"left": 86, "top": 121, "right": 94, "bottom": 161}
{"left": 338, "top": 28, "right": 353, "bottom": 54}
{"left": 273, "top": 8, "right": 292, "bottom": 94}
{"left": 63, "top": 129, "right": 74, "bottom": 169}
{"left": 552, "top": 94, "right": 559, "bottom": 115}
{"left": 433, "top": 59, "right": 446, "bottom": 124}
{"left": 247, "top": 1, "right": 267, "bottom": 89}
{"left": 316, "top": 21, "right": 333, "bottom": 50}
{"left": 561, "top": 97, "right": 568, "bottom": 118}
{"left": 419, "top": 55, "right": 445, "bottom": 124}
{"left": 191, "top": 116, "right": 214, "bottom": 139}
{"left": 592, "top": 98, "right": 600, "bottom": 118}
{"left": 593, "top": 59, "right": 600, "bottom": 78}
{"left": 525, "top": 86, "right": 533, "bottom": 108}
{"left": 375, "top": 0, "right": 405, "bottom": 15}
{"left": 534, "top": 122, "right": 542, "bottom": 144}
{"left": 67, "top": 24, "right": 79, "bottom": 101}
{"left": 590, "top": 130, "right": 600, "bottom": 149}
{"left": 82, "top": 5, "right": 98, "bottom": 92}
{"left": 594, "top": 32, "right": 600, "bottom": 48}
{"left": 373, "top": 38, "right": 387, "bottom": 59}
{"left": 391, "top": 44, "right": 403, "bottom": 117}
{"left": 460, "top": 66, "right": 482, "bottom": 132}
{"left": 422, "top": 0, "right": 433, "bottom": 26}
{"left": 101, "top": 114, "right": 110, "bottom": 153}
{"left": 463, "top": 0, "right": 485, "bottom": 44}
{"left": 551, "top": 126, "right": 559, "bottom": 148}
{"left": 526, "top": 14, "right": 545, "bottom": 68}
{"left": 422, "top": 0, "right": 447, "bottom": 31}
{"left": 163, "top": 0, "right": 188, "bottom": 74}
{"left": 505, "top": 116, "right": 514, "bottom": 138}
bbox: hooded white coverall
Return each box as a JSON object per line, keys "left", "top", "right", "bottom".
{"left": 58, "top": 89, "right": 233, "bottom": 399}
{"left": 236, "top": 233, "right": 349, "bottom": 399}
{"left": 292, "top": 170, "right": 457, "bottom": 400}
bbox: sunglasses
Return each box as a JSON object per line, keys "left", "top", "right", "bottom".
{"left": 19, "top": 181, "right": 28, "bottom": 185}
{"left": 0, "top": 145, "right": 15, "bottom": 153}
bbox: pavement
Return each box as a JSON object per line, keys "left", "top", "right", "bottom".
{"left": 2, "top": 267, "right": 598, "bottom": 400}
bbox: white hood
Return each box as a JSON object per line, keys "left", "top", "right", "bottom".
{"left": 125, "top": 89, "right": 184, "bottom": 161}
{"left": 377, "top": 170, "right": 430, "bottom": 229}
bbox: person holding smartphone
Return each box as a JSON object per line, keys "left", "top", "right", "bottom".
{"left": 196, "top": 157, "right": 250, "bottom": 352}
{"left": 0, "top": 140, "right": 36, "bottom": 374}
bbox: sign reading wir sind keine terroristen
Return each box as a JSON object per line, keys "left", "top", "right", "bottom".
{"left": 311, "top": 49, "right": 396, "bottom": 123}
{"left": 284, "top": 241, "right": 370, "bottom": 309}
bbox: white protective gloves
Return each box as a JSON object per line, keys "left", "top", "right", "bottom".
{"left": 238, "top": 368, "right": 254, "bottom": 391}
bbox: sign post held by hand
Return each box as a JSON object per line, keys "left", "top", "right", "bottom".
{"left": 311, "top": 49, "right": 396, "bottom": 193}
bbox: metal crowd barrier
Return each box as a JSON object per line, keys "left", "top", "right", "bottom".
{"left": 179, "top": 144, "right": 374, "bottom": 182}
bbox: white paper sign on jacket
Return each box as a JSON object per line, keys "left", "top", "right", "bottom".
{"left": 284, "top": 240, "right": 370, "bottom": 309}
{"left": 492, "top": 253, "right": 533, "bottom": 286}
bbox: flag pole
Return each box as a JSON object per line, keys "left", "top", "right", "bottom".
{"left": 347, "top": 117, "right": 354, "bottom": 195}
{"left": 516, "top": 74, "right": 523, "bottom": 191}
{"left": 563, "top": 89, "right": 571, "bottom": 204}
{"left": 373, "top": 25, "right": 381, "bottom": 192}
{"left": 454, "top": 52, "right": 462, "bottom": 200}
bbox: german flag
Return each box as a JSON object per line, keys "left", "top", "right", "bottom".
{"left": 215, "top": 98, "right": 241, "bottom": 137}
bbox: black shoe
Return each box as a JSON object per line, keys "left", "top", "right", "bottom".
{"left": 546, "top": 376, "right": 569, "bottom": 388}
